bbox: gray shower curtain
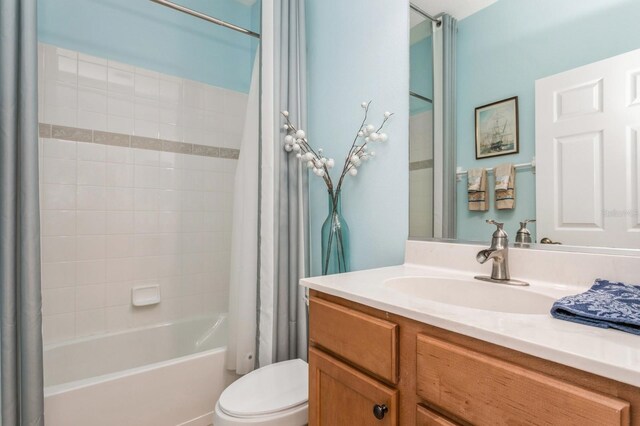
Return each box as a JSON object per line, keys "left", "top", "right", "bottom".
{"left": 0, "top": 0, "right": 45, "bottom": 424}
{"left": 274, "top": 0, "right": 309, "bottom": 362}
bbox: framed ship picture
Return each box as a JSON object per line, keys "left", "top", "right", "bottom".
{"left": 475, "top": 96, "right": 519, "bottom": 159}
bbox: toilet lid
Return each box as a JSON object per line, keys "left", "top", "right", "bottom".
{"left": 219, "top": 359, "right": 308, "bottom": 417}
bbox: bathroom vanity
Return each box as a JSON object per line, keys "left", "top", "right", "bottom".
{"left": 302, "top": 241, "right": 640, "bottom": 425}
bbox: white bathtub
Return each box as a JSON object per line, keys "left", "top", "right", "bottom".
{"left": 44, "top": 315, "right": 237, "bottom": 426}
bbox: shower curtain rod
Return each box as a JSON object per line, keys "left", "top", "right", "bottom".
{"left": 410, "top": 3, "right": 442, "bottom": 26}
{"left": 149, "top": 0, "right": 261, "bottom": 39}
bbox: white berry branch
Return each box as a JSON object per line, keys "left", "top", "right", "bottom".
{"left": 281, "top": 101, "right": 393, "bottom": 206}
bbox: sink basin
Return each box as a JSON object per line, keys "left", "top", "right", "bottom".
{"left": 384, "top": 276, "right": 555, "bottom": 315}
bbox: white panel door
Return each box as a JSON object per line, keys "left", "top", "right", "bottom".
{"left": 535, "top": 49, "right": 640, "bottom": 248}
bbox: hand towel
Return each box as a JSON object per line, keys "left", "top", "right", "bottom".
{"left": 550, "top": 279, "right": 640, "bottom": 335}
{"left": 494, "top": 163, "right": 515, "bottom": 210}
{"left": 467, "top": 168, "right": 488, "bottom": 211}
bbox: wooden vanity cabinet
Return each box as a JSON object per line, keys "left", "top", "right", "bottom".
{"left": 308, "top": 290, "right": 639, "bottom": 426}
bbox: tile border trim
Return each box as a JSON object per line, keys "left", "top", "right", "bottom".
{"left": 409, "top": 159, "right": 434, "bottom": 171}
{"left": 38, "top": 123, "right": 240, "bottom": 160}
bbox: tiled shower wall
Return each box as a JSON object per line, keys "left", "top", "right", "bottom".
{"left": 409, "top": 110, "right": 434, "bottom": 238}
{"left": 38, "top": 43, "right": 249, "bottom": 345}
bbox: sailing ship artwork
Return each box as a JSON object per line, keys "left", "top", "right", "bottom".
{"left": 475, "top": 96, "right": 519, "bottom": 159}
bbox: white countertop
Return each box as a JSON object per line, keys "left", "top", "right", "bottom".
{"left": 301, "top": 262, "right": 640, "bottom": 387}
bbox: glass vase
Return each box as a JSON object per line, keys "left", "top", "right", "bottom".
{"left": 321, "top": 190, "right": 351, "bottom": 275}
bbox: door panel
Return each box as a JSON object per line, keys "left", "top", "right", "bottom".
{"left": 536, "top": 48, "right": 640, "bottom": 248}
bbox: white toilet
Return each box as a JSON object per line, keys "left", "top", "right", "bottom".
{"left": 213, "top": 359, "right": 308, "bottom": 426}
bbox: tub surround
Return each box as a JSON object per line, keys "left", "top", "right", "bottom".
{"left": 38, "top": 42, "right": 248, "bottom": 344}
{"left": 301, "top": 240, "right": 640, "bottom": 388}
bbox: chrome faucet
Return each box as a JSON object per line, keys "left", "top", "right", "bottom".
{"left": 475, "top": 220, "right": 529, "bottom": 286}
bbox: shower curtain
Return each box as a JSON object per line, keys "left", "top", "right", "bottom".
{"left": 226, "top": 52, "right": 260, "bottom": 375}
{"left": 274, "top": 0, "right": 309, "bottom": 363}
{"left": 0, "top": 0, "right": 45, "bottom": 424}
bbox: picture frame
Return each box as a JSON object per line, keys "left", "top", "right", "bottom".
{"left": 475, "top": 96, "right": 519, "bottom": 159}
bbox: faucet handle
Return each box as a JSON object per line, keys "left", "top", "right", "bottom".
{"left": 486, "top": 219, "right": 504, "bottom": 229}
{"left": 486, "top": 220, "right": 508, "bottom": 238}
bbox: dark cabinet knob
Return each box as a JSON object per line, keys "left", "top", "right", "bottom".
{"left": 373, "top": 404, "right": 388, "bottom": 420}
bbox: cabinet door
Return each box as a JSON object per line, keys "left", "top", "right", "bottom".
{"left": 309, "top": 347, "right": 398, "bottom": 426}
{"left": 416, "top": 405, "right": 460, "bottom": 426}
{"left": 416, "top": 334, "right": 631, "bottom": 426}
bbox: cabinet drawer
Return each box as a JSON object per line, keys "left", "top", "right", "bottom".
{"left": 416, "top": 405, "right": 459, "bottom": 426}
{"left": 309, "top": 297, "right": 398, "bottom": 383}
{"left": 416, "top": 334, "right": 630, "bottom": 426}
{"left": 309, "top": 347, "right": 398, "bottom": 426}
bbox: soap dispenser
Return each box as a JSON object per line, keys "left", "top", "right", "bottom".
{"left": 515, "top": 219, "right": 535, "bottom": 246}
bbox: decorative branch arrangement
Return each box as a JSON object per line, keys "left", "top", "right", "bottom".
{"left": 281, "top": 102, "right": 393, "bottom": 275}
{"left": 281, "top": 101, "right": 393, "bottom": 204}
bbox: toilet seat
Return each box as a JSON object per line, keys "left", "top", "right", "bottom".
{"left": 214, "top": 359, "right": 308, "bottom": 426}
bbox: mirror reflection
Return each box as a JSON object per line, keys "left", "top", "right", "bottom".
{"left": 408, "top": 0, "right": 640, "bottom": 251}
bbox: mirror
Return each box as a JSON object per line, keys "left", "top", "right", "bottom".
{"left": 408, "top": 0, "right": 640, "bottom": 252}
{"left": 409, "top": 6, "right": 434, "bottom": 239}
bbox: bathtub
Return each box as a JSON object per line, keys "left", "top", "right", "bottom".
{"left": 44, "top": 315, "right": 237, "bottom": 426}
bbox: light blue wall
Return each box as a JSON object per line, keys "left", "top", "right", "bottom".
{"left": 456, "top": 0, "right": 640, "bottom": 243}
{"left": 306, "top": 0, "right": 409, "bottom": 275}
{"left": 37, "top": 0, "right": 260, "bottom": 92}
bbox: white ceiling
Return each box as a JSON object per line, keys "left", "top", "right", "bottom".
{"left": 411, "top": 0, "right": 497, "bottom": 21}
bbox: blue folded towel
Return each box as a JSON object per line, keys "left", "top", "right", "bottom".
{"left": 550, "top": 279, "right": 640, "bottom": 335}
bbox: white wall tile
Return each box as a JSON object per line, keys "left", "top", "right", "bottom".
{"left": 134, "top": 73, "right": 159, "bottom": 99}
{"left": 43, "top": 158, "right": 76, "bottom": 185}
{"left": 42, "top": 262, "right": 76, "bottom": 289}
{"left": 134, "top": 211, "right": 158, "bottom": 234}
{"left": 108, "top": 68, "right": 134, "bottom": 95}
{"left": 105, "top": 258, "right": 134, "bottom": 282}
{"left": 43, "top": 138, "right": 76, "bottom": 159}
{"left": 45, "top": 105, "right": 77, "bottom": 127}
{"left": 42, "top": 210, "right": 76, "bottom": 236}
{"left": 134, "top": 98, "right": 159, "bottom": 122}
{"left": 134, "top": 188, "right": 159, "bottom": 211}
{"left": 76, "top": 309, "right": 106, "bottom": 336}
{"left": 77, "top": 110, "right": 107, "bottom": 131}
{"left": 42, "top": 236, "right": 76, "bottom": 262}
{"left": 76, "top": 260, "right": 106, "bottom": 285}
{"left": 78, "top": 60, "right": 107, "bottom": 89}
{"left": 133, "top": 119, "right": 159, "bottom": 138}
{"left": 106, "top": 187, "right": 134, "bottom": 211}
{"left": 105, "top": 282, "right": 132, "bottom": 307}
{"left": 76, "top": 284, "right": 106, "bottom": 311}
{"left": 134, "top": 164, "right": 159, "bottom": 188}
{"left": 159, "top": 78, "right": 182, "bottom": 104}
{"left": 77, "top": 211, "right": 106, "bottom": 235}
{"left": 106, "top": 145, "right": 134, "bottom": 164}
{"left": 106, "top": 211, "right": 134, "bottom": 234}
{"left": 106, "top": 163, "right": 134, "bottom": 187}
{"left": 45, "top": 81, "right": 77, "bottom": 109}
{"left": 42, "top": 313, "right": 75, "bottom": 344}
{"left": 107, "top": 93, "right": 134, "bottom": 117}
{"left": 38, "top": 43, "right": 243, "bottom": 344}
{"left": 76, "top": 235, "right": 106, "bottom": 261}
{"left": 77, "top": 161, "right": 106, "bottom": 185}
{"left": 105, "top": 305, "right": 131, "bottom": 331}
{"left": 42, "top": 287, "right": 75, "bottom": 316}
{"left": 107, "top": 115, "right": 134, "bottom": 135}
{"left": 106, "top": 235, "right": 135, "bottom": 259}
{"left": 77, "top": 142, "right": 106, "bottom": 161}
{"left": 78, "top": 86, "right": 107, "bottom": 113}
{"left": 77, "top": 185, "right": 106, "bottom": 210}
